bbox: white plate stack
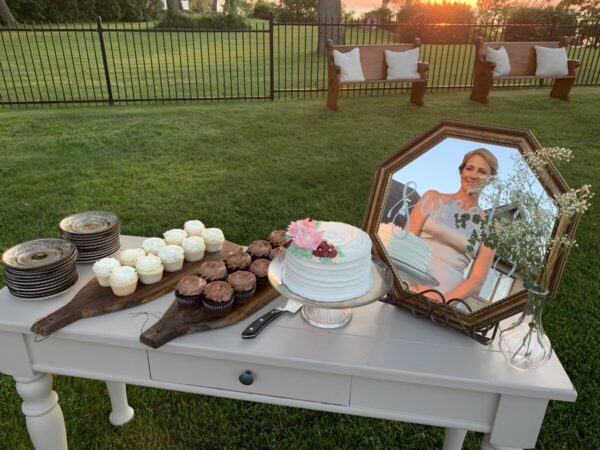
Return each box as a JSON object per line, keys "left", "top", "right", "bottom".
{"left": 59, "top": 211, "right": 121, "bottom": 263}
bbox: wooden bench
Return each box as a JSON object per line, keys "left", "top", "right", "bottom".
{"left": 326, "top": 39, "right": 429, "bottom": 111}
{"left": 470, "top": 36, "right": 581, "bottom": 104}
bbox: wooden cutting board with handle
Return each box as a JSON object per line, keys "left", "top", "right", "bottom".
{"left": 139, "top": 283, "right": 279, "bottom": 348}
{"left": 31, "top": 240, "right": 243, "bottom": 336}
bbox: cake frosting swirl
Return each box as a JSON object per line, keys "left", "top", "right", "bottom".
{"left": 282, "top": 220, "right": 372, "bottom": 302}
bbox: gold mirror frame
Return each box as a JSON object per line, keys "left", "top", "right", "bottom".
{"left": 362, "top": 120, "right": 580, "bottom": 339}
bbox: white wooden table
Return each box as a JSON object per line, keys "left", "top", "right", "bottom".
{"left": 0, "top": 236, "right": 577, "bottom": 450}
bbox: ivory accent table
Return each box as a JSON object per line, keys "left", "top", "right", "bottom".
{"left": 0, "top": 236, "right": 576, "bottom": 450}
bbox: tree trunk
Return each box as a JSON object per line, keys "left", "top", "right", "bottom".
{"left": 0, "top": 0, "right": 17, "bottom": 26}
{"left": 178, "top": 0, "right": 184, "bottom": 11}
{"left": 212, "top": 0, "right": 218, "bottom": 13}
{"left": 317, "top": 0, "right": 345, "bottom": 54}
{"left": 166, "top": 0, "right": 180, "bottom": 15}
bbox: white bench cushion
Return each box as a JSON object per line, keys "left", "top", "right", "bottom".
{"left": 333, "top": 48, "right": 366, "bottom": 82}
{"left": 385, "top": 47, "right": 420, "bottom": 80}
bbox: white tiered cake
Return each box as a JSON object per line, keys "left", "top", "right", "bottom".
{"left": 282, "top": 220, "right": 372, "bottom": 302}
{"left": 377, "top": 222, "right": 432, "bottom": 273}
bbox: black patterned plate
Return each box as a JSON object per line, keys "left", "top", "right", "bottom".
{"left": 2, "top": 238, "right": 77, "bottom": 271}
{"left": 59, "top": 211, "right": 119, "bottom": 235}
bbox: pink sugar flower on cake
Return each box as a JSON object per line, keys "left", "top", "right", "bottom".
{"left": 287, "top": 218, "right": 324, "bottom": 251}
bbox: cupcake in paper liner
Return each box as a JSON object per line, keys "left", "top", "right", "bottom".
{"left": 247, "top": 240, "right": 271, "bottom": 260}
{"left": 135, "top": 254, "right": 164, "bottom": 285}
{"left": 269, "top": 246, "right": 286, "bottom": 261}
{"left": 93, "top": 257, "right": 121, "bottom": 287}
{"left": 109, "top": 266, "right": 138, "bottom": 297}
{"left": 249, "top": 258, "right": 270, "bottom": 287}
{"left": 268, "top": 230, "right": 287, "bottom": 248}
{"left": 184, "top": 220, "right": 205, "bottom": 237}
{"left": 224, "top": 249, "right": 252, "bottom": 273}
{"left": 202, "top": 281, "right": 234, "bottom": 315}
{"left": 202, "top": 228, "right": 225, "bottom": 252}
{"left": 198, "top": 260, "right": 227, "bottom": 282}
{"left": 227, "top": 270, "right": 257, "bottom": 305}
{"left": 163, "top": 228, "right": 187, "bottom": 246}
{"left": 175, "top": 276, "right": 206, "bottom": 306}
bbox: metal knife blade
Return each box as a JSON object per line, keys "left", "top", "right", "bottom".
{"left": 241, "top": 300, "right": 302, "bottom": 339}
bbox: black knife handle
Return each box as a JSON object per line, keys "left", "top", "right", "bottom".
{"left": 241, "top": 309, "right": 284, "bottom": 339}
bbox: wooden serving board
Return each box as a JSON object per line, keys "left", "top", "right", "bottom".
{"left": 31, "top": 240, "right": 241, "bottom": 337}
{"left": 139, "top": 284, "right": 279, "bottom": 349}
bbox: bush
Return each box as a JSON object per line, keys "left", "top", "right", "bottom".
{"left": 251, "top": 0, "right": 276, "bottom": 20}
{"left": 275, "top": 0, "right": 317, "bottom": 23}
{"left": 363, "top": 7, "right": 393, "bottom": 22}
{"left": 504, "top": 7, "right": 578, "bottom": 42}
{"left": 5, "top": 0, "right": 163, "bottom": 22}
{"left": 393, "top": 1, "right": 475, "bottom": 44}
{"left": 154, "top": 12, "right": 251, "bottom": 30}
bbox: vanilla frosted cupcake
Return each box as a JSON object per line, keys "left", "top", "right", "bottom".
{"left": 109, "top": 266, "right": 138, "bottom": 297}
{"left": 142, "top": 237, "right": 166, "bottom": 256}
{"left": 119, "top": 248, "right": 146, "bottom": 267}
{"left": 163, "top": 229, "right": 187, "bottom": 246}
{"left": 184, "top": 220, "right": 205, "bottom": 237}
{"left": 182, "top": 236, "right": 206, "bottom": 262}
{"left": 92, "top": 257, "right": 121, "bottom": 287}
{"left": 135, "top": 254, "right": 164, "bottom": 285}
{"left": 158, "top": 245, "right": 185, "bottom": 272}
{"left": 202, "top": 228, "right": 225, "bottom": 252}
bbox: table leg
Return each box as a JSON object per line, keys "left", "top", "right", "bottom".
{"left": 105, "top": 381, "right": 134, "bottom": 426}
{"left": 480, "top": 435, "right": 521, "bottom": 450}
{"left": 443, "top": 428, "right": 467, "bottom": 450}
{"left": 14, "top": 372, "right": 67, "bottom": 450}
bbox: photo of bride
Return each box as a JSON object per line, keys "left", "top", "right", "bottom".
{"left": 378, "top": 137, "right": 556, "bottom": 312}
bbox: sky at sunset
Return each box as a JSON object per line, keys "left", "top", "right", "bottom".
{"left": 342, "top": 0, "right": 477, "bottom": 15}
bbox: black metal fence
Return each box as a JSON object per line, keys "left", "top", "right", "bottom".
{"left": 1, "top": 17, "right": 599, "bottom": 106}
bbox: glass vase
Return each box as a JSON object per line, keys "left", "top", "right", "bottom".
{"left": 498, "top": 289, "right": 553, "bottom": 371}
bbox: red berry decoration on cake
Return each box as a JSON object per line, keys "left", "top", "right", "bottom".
{"left": 312, "top": 241, "right": 337, "bottom": 258}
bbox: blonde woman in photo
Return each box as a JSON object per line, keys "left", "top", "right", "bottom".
{"left": 407, "top": 148, "right": 498, "bottom": 301}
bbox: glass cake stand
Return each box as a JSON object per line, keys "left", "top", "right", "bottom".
{"left": 268, "top": 253, "right": 394, "bottom": 329}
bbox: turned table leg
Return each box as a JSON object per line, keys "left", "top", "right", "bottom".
{"left": 443, "top": 428, "right": 467, "bottom": 450}
{"left": 105, "top": 381, "right": 134, "bottom": 426}
{"left": 14, "top": 373, "right": 67, "bottom": 450}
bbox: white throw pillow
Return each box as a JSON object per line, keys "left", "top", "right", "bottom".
{"left": 332, "top": 48, "right": 365, "bottom": 82}
{"left": 535, "top": 46, "right": 568, "bottom": 76}
{"left": 485, "top": 46, "right": 511, "bottom": 77}
{"left": 385, "top": 48, "right": 420, "bottom": 80}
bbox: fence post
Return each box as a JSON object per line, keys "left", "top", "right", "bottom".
{"left": 96, "top": 16, "right": 114, "bottom": 106}
{"left": 549, "top": 14, "right": 559, "bottom": 40}
{"left": 268, "top": 13, "right": 275, "bottom": 101}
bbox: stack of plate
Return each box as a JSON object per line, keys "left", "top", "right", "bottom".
{"left": 59, "top": 211, "right": 121, "bottom": 263}
{"left": 2, "top": 238, "right": 78, "bottom": 300}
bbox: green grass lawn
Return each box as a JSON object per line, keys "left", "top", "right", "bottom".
{"left": 0, "top": 88, "right": 599, "bottom": 448}
{"left": 2, "top": 21, "right": 599, "bottom": 104}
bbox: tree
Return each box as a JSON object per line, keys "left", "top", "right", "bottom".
{"left": 166, "top": 0, "right": 181, "bottom": 15}
{"left": 317, "top": 0, "right": 345, "bottom": 54}
{"left": 212, "top": 0, "right": 218, "bottom": 12}
{"left": 0, "top": 0, "right": 16, "bottom": 25}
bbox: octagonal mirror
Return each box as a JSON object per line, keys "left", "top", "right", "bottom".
{"left": 363, "top": 121, "right": 579, "bottom": 341}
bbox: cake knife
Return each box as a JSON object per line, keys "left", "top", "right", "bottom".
{"left": 241, "top": 300, "right": 302, "bottom": 339}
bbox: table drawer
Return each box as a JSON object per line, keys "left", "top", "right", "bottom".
{"left": 149, "top": 351, "right": 350, "bottom": 406}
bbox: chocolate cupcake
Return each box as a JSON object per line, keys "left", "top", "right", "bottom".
{"left": 247, "top": 240, "right": 271, "bottom": 260}
{"left": 224, "top": 249, "right": 252, "bottom": 273}
{"left": 249, "top": 258, "right": 270, "bottom": 287}
{"left": 175, "top": 276, "right": 207, "bottom": 306}
{"left": 202, "top": 281, "right": 234, "bottom": 315}
{"left": 269, "top": 246, "right": 286, "bottom": 260}
{"left": 227, "top": 270, "right": 257, "bottom": 304}
{"left": 268, "top": 230, "right": 287, "bottom": 248}
{"left": 198, "top": 260, "right": 228, "bottom": 282}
